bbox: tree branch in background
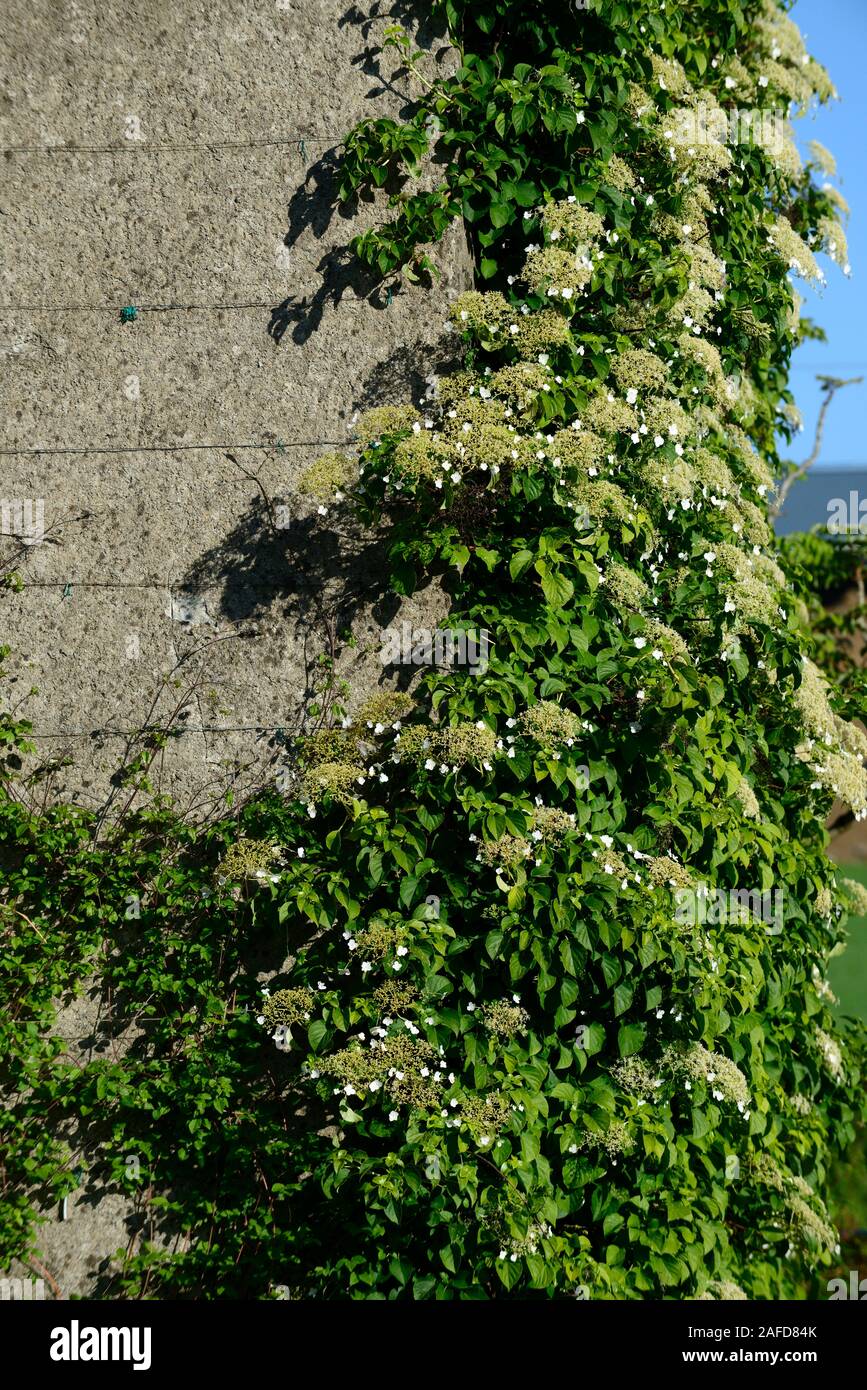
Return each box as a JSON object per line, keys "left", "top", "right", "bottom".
{"left": 771, "top": 374, "right": 863, "bottom": 520}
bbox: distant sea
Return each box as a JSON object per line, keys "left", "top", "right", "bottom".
{"left": 774, "top": 466, "right": 867, "bottom": 536}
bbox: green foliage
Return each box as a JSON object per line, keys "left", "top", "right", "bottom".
{"left": 0, "top": 769, "right": 332, "bottom": 1293}
{"left": 779, "top": 531, "right": 867, "bottom": 715}
{"left": 780, "top": 532, "right": 865, "bottom": 604}
{"left": 2, "top": 0, "right": 866, "bottom": 1301}
{"left": 827, "top": 864, "right": 867, "bottom": 1025}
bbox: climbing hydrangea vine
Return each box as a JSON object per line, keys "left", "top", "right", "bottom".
{"left": 258, "top": 0, "right": 867, "bottom": 1297}
{"left": 1, "top": 0, "right": 864, "bottom": 1303}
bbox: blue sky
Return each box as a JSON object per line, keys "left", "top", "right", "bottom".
{"left": 784, "top": 0, "right": 867, "bottom": 469}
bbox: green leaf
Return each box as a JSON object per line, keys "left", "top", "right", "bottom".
{"left": 367, "top": 849, "right": 384, "bottom": 886}
{"left": 485, "top": 929, "right": 505, "bottom": 959}
{"left": 496, "top": 1257, "right": 523, "bottom": 1289}
{"left": 601, "top": 954, "right": 621, "bottom": 987}
{"left": 691, "top": 1107, "right": 711, "bottom": 1139}
{"left": 451, "top": 544, "right": 471, "bottom": 574}
{"left": 424, "top": 973, "right": 452, "bottom": 1000}
{"left": 439, "top": 1244, "right": 457, "bottom": 1272}
{"left": 475, "top": 546, "right": 500, "bottom": 571}
{"left": 617, "top": 1023, "right": 646, "bottom": 1057}
{"left": 613, "top": 982, "right": 634, "bottom": 1017}
{"left": 511, "top": 180, "right": 539, "bottom": 207}
{"left": 399, "top": 876, "right": 420, "bottom": 909}
{"left": 510, "top": 549, "right": 535, "bottom": 580}
{"left": 540, "top": 569, "right": 574, "bottom": 608}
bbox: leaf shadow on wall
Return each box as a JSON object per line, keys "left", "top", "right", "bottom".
{"left": 268, "top": 0, "right": 453, "bottom": 345}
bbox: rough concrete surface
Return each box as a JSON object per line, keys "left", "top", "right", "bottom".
{"left": 1, "top": 0, "right": 471, "bottom": 1294}
{"left": 1, "top": 0, "right": 472, "bottom": 808}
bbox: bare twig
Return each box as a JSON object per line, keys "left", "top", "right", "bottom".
{"left": 225, "top": 451, "right": 280, "bottom": 534}
{"left": 89, "top": 630, "right": 251, "bottom": 841}
{"left": 26, "top": 1256, "right": 63, "bottom": 1301}
{"left": 0, "top": 509, "right": 95, "bottom": 586}
{"left": 771, "top": 374, "right": 863, "bottom": 519}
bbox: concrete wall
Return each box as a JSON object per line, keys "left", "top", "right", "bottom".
{"left": 0, "top": 0, "right": 471, "bottom": 1296}
{"left": 1, "top": 0, "right": 471, "bottom": 812}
